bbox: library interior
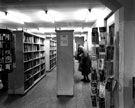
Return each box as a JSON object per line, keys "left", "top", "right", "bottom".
{"left": 0, "top": 0, "right": 135, "bottom": 108}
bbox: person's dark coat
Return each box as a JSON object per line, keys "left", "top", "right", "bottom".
{"left": 78, "top": 48, "right": 91, "bottom": 76}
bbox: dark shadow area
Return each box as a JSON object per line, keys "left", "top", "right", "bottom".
{"left": 2, "top": 94, "right": 22, "bottom": 105}
{"left": 0, "top": 91, "right": 8, "bottom": 101}
{"left": 57, "top": 95, "right": 73, "bottom": 104}
{"left": 74, "top": 75, "right": 82, "bottom": 84}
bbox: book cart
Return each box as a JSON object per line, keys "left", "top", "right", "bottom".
{"left": 8, "top": 31, "right": 46, "bottom": 95}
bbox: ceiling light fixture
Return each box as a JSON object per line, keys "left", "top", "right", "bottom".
{"left": 0, "top": 11, "right": 24, "bottom": 24}
{"left": 7, "top": 10, "right": 32, "bottom": 23}
{"left": 5, "top": 11, "right": 24, "bottom": 24}
{"left": 45, "top": 10, "right": 55, "bottom": 23}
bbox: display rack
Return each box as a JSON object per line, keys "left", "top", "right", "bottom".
{"left": 8, "top": 31, "right": 46, "bottom": 95}
{"left": 91, "top": 27, "right": 99, "bottom": 108}
{"left": 91, "top": 26, "right": 115, "bottom": 108}
{"left": 0, "top": 29, "right": 15, "bottom": 73}
{"left": 91, "top": 27, "right": 108, "bottom": 108}
{"left": 45, "top": 39, "right": 57, "bottom": 72}
{"left": 105, "top": 23, "right": 115, "bottom": 108}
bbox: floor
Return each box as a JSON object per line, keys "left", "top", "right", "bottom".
{"left": 0, "top": 60, "right": 92, "bottom": 108}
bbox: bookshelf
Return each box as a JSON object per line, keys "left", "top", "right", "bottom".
{"left": 45, "top": 39, "right": 57, "bottom": 72}
{"left": 8, "top": 31, "right": 46, "bottom": 95}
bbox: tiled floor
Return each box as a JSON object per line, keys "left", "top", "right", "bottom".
{"left": 0, "top": 60, "right": 92, "bottom": 108}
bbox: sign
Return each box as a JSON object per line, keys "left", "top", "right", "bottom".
{"left": 60, "top": 35, "right": 68, "bottom": 46}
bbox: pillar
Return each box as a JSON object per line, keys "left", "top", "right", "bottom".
{"left": 56, "top": 30, "right": 74, "bottom": 96}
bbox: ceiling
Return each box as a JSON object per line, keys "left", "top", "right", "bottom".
{"left": 0, "top": 0, "right": 111, "bottom": 34}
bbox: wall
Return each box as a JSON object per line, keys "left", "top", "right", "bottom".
{"left": 92, "top": 17, "right": 105, "bottom": 27}
{"left": 115, "top": 0, "right": 135, "bottom": 107}
{"left": 75, "top": 37, "right": 84, "bottom": 47}
{"left": 75, "top": 36, "right": 84, "bottom": 54}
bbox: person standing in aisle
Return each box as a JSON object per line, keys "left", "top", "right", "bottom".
{"left": 75, "top": 44, "right": 81, "bottom": 62}
{"left": 78, "top": 46, "right": 92, "bottom": 82}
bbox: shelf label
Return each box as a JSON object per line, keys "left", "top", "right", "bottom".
{"left": 60, "top": 35, "right": 68, "bottom": 46}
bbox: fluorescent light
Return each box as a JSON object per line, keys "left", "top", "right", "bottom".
{"left": 73, "top": 9, "right": 88, "bottom": 21}
{"left": 0, "top": 11, "right": 5, "bottom": 17}
{"left": 0, "top": 11, "right": 6, "bottom": 23}
{"left": 0, "top": 11, "right": 24, "bottom": 24}
{"left": 6, "top": 12, "right": 24, "bottom": 24}
{"left": 37, "top": 10, "right": 54, "bottom": 23}
{"left": 17, "top": 28, "right": 24, "bottom": 30}
{"left": 46, "top": 8, "right": 88, "bottom": 22}
{"left": 27, "top": 28, "right": 41, "bottom": 33}
{"left": 85, "top": 9, "right": 97, "bottom": 22}
{"left": 27, "top": 28, "right": 55, "bottom": 34}
{"left": 7, "top": 10, "right": 32, "bottom": 23}
{"left": 39, "top": 27, "right": 55, "bottom": 33}
{"left": 46, "top": 10, "right": 55, "bottom": 23}
{"left": 50, "top": 34, "right": 56, "bottom": 37}
{"left": 85, "top": 7, "right": 111, "bottom": 22}
{"left": 48, "top": 10, "right": 63, "bottom": 22}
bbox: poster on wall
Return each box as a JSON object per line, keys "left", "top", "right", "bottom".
{"left": 60, "top": 35, "right": 68, "bottom": 46}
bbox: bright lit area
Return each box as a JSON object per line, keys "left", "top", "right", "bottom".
{"left": 1, "top": 0, "right": 134, "bottom": 108}
{"left": 0, "top": 6, "right": 111, "bottom": 35}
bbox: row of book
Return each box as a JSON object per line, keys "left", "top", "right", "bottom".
{"left": 50, "top": 54, "right": 56, "bottom": 59}
{"left": 50, "top": 62, "right": 56, "bottom": 69}
{"left": 25, "top": 58, "right": 45, "bottom": 67}
{"left": 24, "top": 67, "right": 45, "bottom": 90}
{"left": 50, "top": 50, "right": 56, "bottom": 55}
{"left": 24, "top": 63, "right": 45, "bottom": 80}
{"left": 23, "top": 35, "right": 44, "bottom": 44}
{"left": 23, "top": 35, "right": 33, "bottom": 43}
{"left": 24, "top": 52, "right": 45, "bottom": 61}
{"left": 50, "top": 41, "right": 56, "bottom": 47}
{"left": 24, "top": 44, "right": 45, "bottom": 52}
{"left": 41, "top": 64, "right": 45, "bottom": 70}
{"left": 40, "top": 57, "right": 45, "bottom": 64}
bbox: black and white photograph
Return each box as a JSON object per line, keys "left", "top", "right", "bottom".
{"left": 0, "top": 0, "right": 133, "bottom": 108}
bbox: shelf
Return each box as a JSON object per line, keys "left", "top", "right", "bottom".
{"left": 24, "top": 74, "right": 45, "bottom": 94}
{"left": 24, "top": 57, "right": 40, "bottom": 63}
{"left": 50, "top": 57, "right": 56, "bottom": 61}
{"left": 24, "top": 50, "right": 40, "bottom": 53}
{"left": 45, "top": 39, "right": 57, "bottom": 72}
{"left": 33, "top": 70, "right": 41, "bottom": 76}
{"left": 24, "top": 75, "right": 33, "bottom": 83}
{"left": 23, "top": 42, "right": 33, "bottom": 44}
{"left": 8, "top": 31, "right": 46, "bottom": 95}
{"left": 47, "top": 65, "right": 56, "bottom": 72}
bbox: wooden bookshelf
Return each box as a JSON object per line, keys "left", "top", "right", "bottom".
{"left": 8, "top": 31, "right": 46, "bottom": 95}
{"left": 45, "top": 39, "right": 57, "bottom": 72}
